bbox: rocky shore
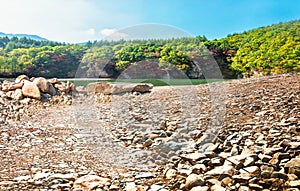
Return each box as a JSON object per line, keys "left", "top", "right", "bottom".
{"left": 0, "top": 73, "right": 299, "bottom": 190}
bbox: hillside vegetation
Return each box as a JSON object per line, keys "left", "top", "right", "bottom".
{"left": 0, "top": 20, "right": 299, "bottom": 78}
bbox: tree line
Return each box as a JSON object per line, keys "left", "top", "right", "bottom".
{"left": 0, "top": 20, "right": 299, "bottom": 78}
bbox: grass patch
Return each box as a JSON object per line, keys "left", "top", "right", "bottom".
{"left": 68, "top": 78, "right": 225, "bottom": 87}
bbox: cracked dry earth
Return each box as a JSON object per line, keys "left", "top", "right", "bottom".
{"left": 0, "top": 73, "right": 300, "bottom": 191}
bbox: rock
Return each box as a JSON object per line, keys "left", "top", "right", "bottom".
{"left": 48, "top": 173, "right": 77, "bottom": 181}
{"left": 48, "top": 78, "right": 59, "bottom": 84}
{"left": 33, "top": 172, "right": 51, "bottom": 180}
{"left": 143, "top": 139, "right": 153, "bottom": 147}
{"left": 239, "top": 166, "right": 260, "bottom": 175}
{"left": 73, "top": 175, "right": 111, "bottom": 190}
{"left": 211, "top": 184, "right": 226, "bottom": 191}
{"left": 285, "top": 158, "right": 300, "bottom": 176}
{"left": 248, "top": 184, "right": 263, "bottom": 190}
{"left": 165, "top": 169, "right": 177, "bottom": 179}
{"left": 109, "top": 185, "right": 120, "bottom": 190}
{"left": 15, "top": 75, "right": 29, "bottom": 83}
{"left": 6, "top": 89, "right": 23, "bottom": 100}
{"left": 205, "top": 165, "right": 235, "bottom": 176}
{"left": 135, "top": 172, "right": 154, "bottom": 179}
{"left": 13, "top": 175, "right": 31, "bottom": 181}
{"left": 150, "top": 184, "right": 165, "bottom": 191}
{"left": 258, "top": 153, "right": 272, "bottom": 162}
{"left": 191, "top": 164, "right": 207, "bottom": 174}
{"left": 232, "top": 175, "right": 252, "bottom": 183}
{"left": 1, "top": 80, "right": 23, "bottom": 92}
{"left": 86, "top": 82, "right": 153, "bottom": 95}
{"left": 238, "top": 186, "right": 251, "bottom": 191}
{"left": 221, "top": 177, "right": 233, "bottom": 186}
{"left": 180, "top": 152, "right": 206, "bottom": 162}
{"left": 224, "top": 154, "right": 257, "bottom": 167}
{"left": 270, "top": 171, "right": 288, "bottom": 181}
{"left": 54, "top": 81, "right": 75, "bottom": 93}
{"left": 190, "top": 186, "right": 209, "bottom": 191}
{"left": 260, "top": 165, "right": 274, "bottom": 179}
{"left": 289, "top": 142, "right": 300, "bottom": 149}
{"left": 184, "top": 173, "right": 205, "bottom": 189}
{"left": 22, "top": 80, "right": 41, "bottom": 100}
{"left": 33, "top": 77, "right": 50, "bottom": 93}
{"left": 125, "top": 182, "right": 137, "bottom": 191}
{"left": 289, "top": 180, "right": 300, "bottom": 187}
{"left": 48, "top": 84, "right": 57, "bottom": 95}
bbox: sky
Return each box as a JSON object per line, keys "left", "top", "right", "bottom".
{"left": 0, "top": 0, "right": 300, "bottom": 43}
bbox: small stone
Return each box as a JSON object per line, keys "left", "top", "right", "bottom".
{"left": 248, "top": 184, "right": 263, "bottom": 190}
{"left": 239, "top": 166, "right": 260, "bottom": 175}
{"left": 73, "top": 175, "right": 111, "bottom": 190}
{"left": 13, "top": 175, "right": 31, "bottom": 181}
{"left": 210, "top": 157, "right": 223, "bottom": 166}
{"left": 191, "top": 164, "right": 207, "bottom": 174}
{"left": 48, "top": 173, "right": 77, "bottom": 181}
{"left": 143, "top": 139, "right": 153, "bottom": 147}
{"left": 125, "top": 182, "right": 137, "bottom": 191}
{"left": 221, "top": 177, "right": 233, "bottom": 186}
{"left": 22, "top": 143, "right": 31, "bottom": 147}
{"left": 285, "top": 158, "right": 300, "bottom": 176}
{"left": 258, "top": 153, "right": 272, "bottom": 162}
{"left": 185, "top": 173, "right": 205, "bottom": 189}
{"left": 180, "top": 152, "right": 206, "bottom": 161}
{"left": 135, "top": 172, "right": 154, "bottom": 179}
{"left": 33, "top": 172, "right": 51, "bottom": 180}
{"left": 271, "top": 172, "right": 288, "bottom": 181}
{"left": 150, "top": 184, "right": 164, "bottom": 191}
{"left": 165, "top": 169, "right": 177, "bottom": 179}
{"left": 205, "top": 165, "right": 235, "bottom": 176}
{"left": 190, "top": 186, "right": 209, "bottom": 191}
{"left": 0, "top": 181, "right": 15, "bottom": 186}
{"left": 224, "top": 154, "right": 257, "bottom": 167}
{"left": 211, "top": 184, "right": 226, "bottom": 191}
{"left": 109, "top": 185, "right": 120, "bottom": 190}
{"left": 232, "top": 175, "right": 252, "bottom": 183}
{"left": 289, "top": 142, "right": 300, "bottom": 149}
{"left": 289, "top": 180, "right": 300, "bottom": 187}
{"left": 239, "top": 185, "right": 252, "bottom": 191}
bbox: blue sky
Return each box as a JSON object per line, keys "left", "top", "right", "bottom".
{"left": 0, "top": 0, "right": 300, "bottom": 43}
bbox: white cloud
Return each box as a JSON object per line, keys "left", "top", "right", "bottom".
{"left": 87, "top": 28, "right": 96, "bottom": 36}
{"left": 100, "top": 29, "right": 117, "bottom": 36}
{"left": 100, "top": 28, "right": 129, "bottom": 40}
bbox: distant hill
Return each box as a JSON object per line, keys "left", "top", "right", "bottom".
{"left": 0, "top": 32, "right": 48, "bottom": 41}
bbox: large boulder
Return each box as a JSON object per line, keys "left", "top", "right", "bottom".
{"left": 33, "top": 77, "right": 53, "bottom": 94}
{"left": 86, "top": 82, "right": 153, "bottom": 95}
{"left": 15, "top": 75, "right": 29, "bottom": 83}
{"left": 33, "top": 77, "right": 50, "bottom": 93}
{"left": 22, "top": 80, "right": 41, "bottom": 100}
{"left": 1, "top": 80, "right": 24, "bottom": 92}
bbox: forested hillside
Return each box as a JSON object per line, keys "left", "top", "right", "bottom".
{"left": 0, "top": 20, "right": 299, "bottom": 78}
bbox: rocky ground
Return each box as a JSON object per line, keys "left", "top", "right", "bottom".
{"left": 0, "top": 73, "right": 299, "bottom": 191}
